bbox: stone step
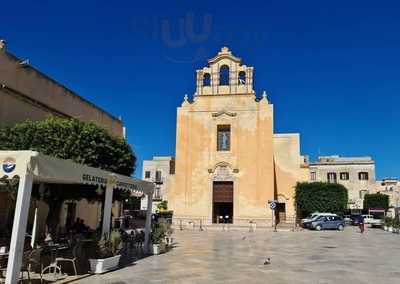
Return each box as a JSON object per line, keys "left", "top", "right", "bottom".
{"left": 172, "top": 223, "right": 299, "bottom": 232}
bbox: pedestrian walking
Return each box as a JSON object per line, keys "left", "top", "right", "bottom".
{"left": 358, "top": 215, "right": 365, "bottom": 233}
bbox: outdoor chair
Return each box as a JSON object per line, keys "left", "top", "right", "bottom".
{"left": 54, "top": 242, "right": 80, "bottom": 276}
{"left": 134, "top": 230, "right": 145, "bottom": 253}
{"left": 28, "top": 248, "right": 43, "bottom": 282}
{"left": 129, "top": 231, "right": 136, "bottom": 249}
{"left": 0, "top": 268, "right": 6, "bottom": 283}
{"left": 0, "top": 256, "right": 6, "bottom": 281}
{"left": 20, "top": 250, "right": 32, "bottom": 283}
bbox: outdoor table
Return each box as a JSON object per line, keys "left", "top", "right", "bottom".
{"left": 0, "top": 253, "right": 8, "bottom": 278}
{"left": 0, "top": 252, "right": 8, "bottom": 268}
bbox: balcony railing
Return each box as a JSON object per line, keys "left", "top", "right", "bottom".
{"left": 154, "top": 177, "right": 163, "bottom": 184}
{"left": 153, "top": 188, "right": 162, "bottom": 201}
{"left": 153, "top": 194, "right": 162, "bottom": 201}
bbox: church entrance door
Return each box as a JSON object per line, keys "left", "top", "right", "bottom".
{"left": 275, "top": 202, "right": 286, "bottom": 224}
{"left": 212, "top": 181, "right": 233, "bottom": 223}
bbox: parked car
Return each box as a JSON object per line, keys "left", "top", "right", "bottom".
{"left": 350, "top": 214, "right": 383, "bottom": 228}
{"left": 362, "top": 214, "right": 374, "bottom": 224}
{"left": 343, "top": 215, "right": 352, "bottom": 224}
{"left": 350, "top": 214, "right": 362, "bottom": 225}
{"left": 309, "top": 215, "right": 345, "bottom": 231}
{"left": 361, "top": 214, "right": 384, "bottom": 228}
{"left": 301, "top": 212, "right": 321, "bottom": 224}
{"left": 302, "top": 213, "right": 337, "bottom": 228}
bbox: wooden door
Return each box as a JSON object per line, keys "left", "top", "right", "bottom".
{"left": 213, "top": 181, "right": 233, "bottom": 203}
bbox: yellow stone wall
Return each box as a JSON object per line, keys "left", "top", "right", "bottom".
{"left": 273, "top": 134, "right": 309, "bottom": 219}
{"left": 0, "top": 47, "right": 124, "bottom": 137}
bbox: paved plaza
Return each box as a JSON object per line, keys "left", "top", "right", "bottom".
{"left": 76, "top": 227, "right": 400, "bottom": 284}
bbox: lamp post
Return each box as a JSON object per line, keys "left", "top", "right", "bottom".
{"left": 395, "top": 190, "right": 400, "bottom": 221}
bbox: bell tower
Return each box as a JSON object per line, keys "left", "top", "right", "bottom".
{"left": 170, "top": 46, "right": 307, "bottom": 228}
{"left": 195, "top": 47, "right": 255, "bottom": 96}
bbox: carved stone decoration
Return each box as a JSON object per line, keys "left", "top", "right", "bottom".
{"left": 212, "top": 165, "right": 234, "bottom": 181}
{"left": 212, "top": 110, "right": 237, "bottom": 118}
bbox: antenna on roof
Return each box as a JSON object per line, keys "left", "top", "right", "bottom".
{"left": 0, "top": 39, "right": 6, "bottom": 50}
{"left": 19, "top": 59, "right": 30, "bottom": 67}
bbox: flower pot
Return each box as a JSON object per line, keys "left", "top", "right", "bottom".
{"left": 388, "top": 226, "right": 393, "bottom": 233}
{"left": 165, "top": 237, "right": 174, "bottom": 247}
{"left": 152, "top": 244, "right": 161, "bottom": 255}
{"left": 89, "top": 255, "right": 121, "bottom": 274}
{"left": 249, "top": 222, "right": 257, "bottom": 232}
{"left": 383, "top": 226, "right": 388, "bottom": 231}
{"left": 152, "top": 242, "right": 167, "bottom": 255}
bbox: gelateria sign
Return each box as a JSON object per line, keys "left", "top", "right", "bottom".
{"left": 82, "top": 173, "right": 138, "bottom": 191}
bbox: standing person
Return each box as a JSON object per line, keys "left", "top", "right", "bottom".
{"left": 71, "top": 218, "right": 81, "bottom": 233}
{"left": 358, "top": 215, "right": 365, "bottom": 233}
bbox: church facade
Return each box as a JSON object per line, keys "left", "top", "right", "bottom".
{"left": 168, "top": 47, "right": 308, "bottom": 227}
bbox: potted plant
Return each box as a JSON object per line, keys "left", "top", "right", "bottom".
{"left": 393, "top": 219, "right": 400, "bottom": 234}
{"left": 387, "top": 218, "right": 394, "bottom": 233}
{"left": 383, "top": 217, "right": 389, "bottom": 231}
{"left": 89, "top": 231, "right": 122, "bottom": 274}
{"left": 165, "top": 222, "right": 174, "bottom": 248}
{"left": 151, "top": 219, "right": 170, "bottom": 255}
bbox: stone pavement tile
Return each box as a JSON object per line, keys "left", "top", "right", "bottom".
{"left": 75, "top": 227, "right": 400, "bottom": 284}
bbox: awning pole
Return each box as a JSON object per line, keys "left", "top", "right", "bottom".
{"left": 5, "top": 172, "right": 33, "bottom": 284}
{"left": 30, "top": 206, "right": 38, "bottom": 249}
{"left": 101, "top": 183, "right": 113, "bottom": 237}
{"left": 144, "top": 189, "right": 153, "bottom": 253}
{"left": 30, "top": 183, "right": 43, "bottom": 249}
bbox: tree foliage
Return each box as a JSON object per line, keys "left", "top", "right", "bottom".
{"left": 0, "top": 117, "right": 136, "bottom": 236}
{"left": 0, "top": 116, "right": 135, "bottom": 175}
{"left": 363, "top": 193, "right": 389, "bottom": 210}
{"left": 295, "top": 182, "right": 348, "bottom": 218}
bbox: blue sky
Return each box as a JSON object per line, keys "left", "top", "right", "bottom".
{"left": 2, "top": 1, "right": 399, "bottom": 179}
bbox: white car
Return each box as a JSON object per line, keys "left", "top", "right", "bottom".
{"left": 362, "top": 214, "right": 383, "bottom": 227}
{"left": 362, "top": 214, "right": 374, "bottom": 224}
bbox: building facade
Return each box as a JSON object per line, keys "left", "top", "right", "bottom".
{"left": 140, "top": 156, "right": 175, "bottom": 212}
{"left": 0, "top": 40, "right": 124, "bottom": 137}
{"left": 374, "top": 178, "right": 400, "bottom": 208}
{"left": 168, "top": 47, "right": 308, "bottom": 227}
{"left": 0, "top": 41, "right": 125, "bottom": 234}
{"left": 309, "top": 156, "right": 376, "bottom": 211}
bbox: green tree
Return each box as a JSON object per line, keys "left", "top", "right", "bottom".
{"left": 0, "top": 116, "right": 135, "bottom": 175}
{"left": 156, "top": 200, "right": 168, "bottom": 212}
{"left": 295, "top": 182, "right": 348, "bottom": 218}
{"left": 0, "top": 117, "right": 136, "bottom": 236}
{"left": 363, "top": 193, "right": 389, "bottom": 210}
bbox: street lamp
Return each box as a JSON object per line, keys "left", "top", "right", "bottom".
{"left": 395, "top": 190, "right": 400, "bottom": 221}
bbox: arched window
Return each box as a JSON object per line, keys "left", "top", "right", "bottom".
{"left": 238, "top": 71, "right": 246, "bottom": 85}
{"left": 203, "top": 73, "right": 211, "bottom": 86}
{"left": 219, "top": 65, "right": 230, "bottom": 86}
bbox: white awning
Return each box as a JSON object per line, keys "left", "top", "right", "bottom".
{"left": 0, "top": 150, "right": 153, "bottom": 196}
{"left": 0, "top": 150, "right": 154, "bottom": 284}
